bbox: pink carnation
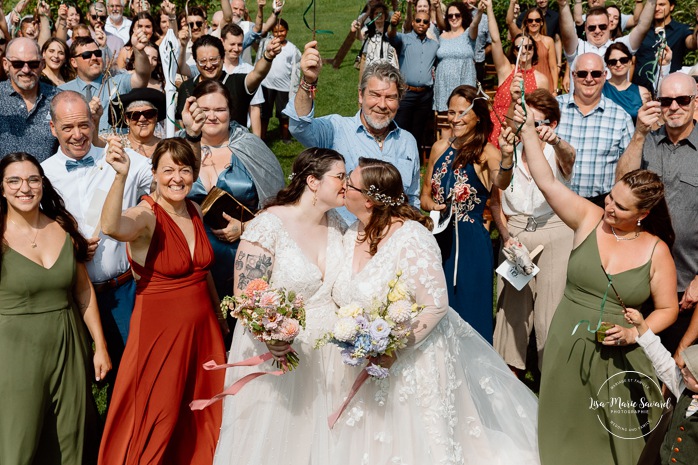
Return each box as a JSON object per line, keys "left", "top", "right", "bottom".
{"left": 273, "top": 318, "right": 301, "bottom": 342}
{"left": 259, "top": 291, "right": 281, "bottom": 308}
{"left": 245, "top": 278, "right": 269, "bottom": 294}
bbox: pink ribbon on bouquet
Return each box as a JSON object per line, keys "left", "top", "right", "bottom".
{"left": 327, "top": 369, "right": 370, "bottom": 429}
{"left": 189, "top": 351, "right": 287, "bottom": 411}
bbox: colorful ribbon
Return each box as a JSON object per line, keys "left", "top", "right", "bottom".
{"left": 303, "top": 0, "right": 333, "bottom": 39}
{"left": 327, "top": 369, "right": 370, "bottom": 429}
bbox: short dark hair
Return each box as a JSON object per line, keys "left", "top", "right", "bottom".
{"left": 187, "top": 6, "right": 206, "bottom": 19}
{"left": 221, "top": 22, "right": 244, "bottom": 40}
{"left": 192, "top": 35, "right": 225, "bottom": 62}
{"left": 192, "top": 79, "right": 234, "bottom": 114}
{"left": 586, "top": 6, "right": 609, "bottom": 21}
{"left": 69, "top": 36, "right": 97, "bottom": 57}
{"left": 604, "top": 41, "right": 631, "bottom": 62}
{"left": 152, "top": 138, "right": 198, "bottom": 173}
{"left": 525, "top": 89, "right": 561, "bottom": 125}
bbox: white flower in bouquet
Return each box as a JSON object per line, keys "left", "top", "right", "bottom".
{"left": 333, "top": 317, "right": 360, "bottom": 342}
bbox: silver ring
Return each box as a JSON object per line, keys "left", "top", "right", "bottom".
{"left": 616, "top": 339, "right": 621, "bottom": 346}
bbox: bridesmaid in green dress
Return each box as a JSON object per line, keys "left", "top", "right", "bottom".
{"left": 0, "top": 153, "right": 111, "bottom": 465}
{"left": 512, "top": 95, "right": 679, "bottom": 464}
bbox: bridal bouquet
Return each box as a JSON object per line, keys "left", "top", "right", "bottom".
{"left": 221, "top": 278, "right": 306, "bottom": 370}
{"left": 315, "top": 271, "right": 422, "bottom": 379}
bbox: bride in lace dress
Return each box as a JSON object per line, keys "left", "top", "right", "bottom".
{"left": 331, "top": 158, "right": 541, "bottom": 465}
{"left": 214, "top": 148, "right": 348, "bottom": 465}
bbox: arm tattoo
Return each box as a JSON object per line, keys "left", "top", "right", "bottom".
{"left": 236, "top": 252, "right": 273, "bottom": 291}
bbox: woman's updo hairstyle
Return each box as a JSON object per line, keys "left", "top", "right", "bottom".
{"left": 618, "top": 169, "right": 674, "bottom": 248}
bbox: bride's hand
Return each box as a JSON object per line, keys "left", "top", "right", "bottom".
{"left": 211, "top": 213, "right": 243, "bottom": 242}
{"left": 265, "top": 340, "right": 292, "bottom": 360}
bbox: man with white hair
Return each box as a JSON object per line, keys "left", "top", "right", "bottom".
{"left": 555, "top": 52, "right": 633, "bottom": 205}
{"left": 0, "top": 38, "right": 58, "bottom": 161}
{"left": 617, "top": 72, "right": 698, "bottom": 358}
{"left": 105, "top": 0, "right": 131, "bottom": 43}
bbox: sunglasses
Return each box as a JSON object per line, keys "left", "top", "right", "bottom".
{"left": 91, "top": 14, "right": 108, "bottom": 21}
{"left": 586, "top": 23, "right": 608, "bottom": 32}
{"left": 414, "top": 18, "right": 429, "bottom": 24}
{"left": 8, "top": 59, "right": 41, "bottom": 70}
{"left": 534, "top": 119, "right": 550, "bottom": 128}
{"left": 447, "top": 13, "right": 461, "bottom": 19}
{"left": 188, "top": 21, "right": 204, "bottom": 29}
{"left": 0, "top": 38, "right": 6, "bottom": 45}
{"left": 74, "top": 49, "right": 103, "bottom": 60}
{"left": 574, "top": 70, "right": 604, "bottom": 79}
{"left": 526, "top": 18, "right": 543, "bottom": 24}
{"left": 125, "top": 108, "right": 158, "bottom": 120}
{"left": 606, "top": 56, "right": 630, "bottom": 67}
{"left": 514, "top": 43, "right": 535, "bottom": 52}
{"left": 658, "top": 95, "right": 695, "bottom": 107}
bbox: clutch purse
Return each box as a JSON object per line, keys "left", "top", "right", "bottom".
{"left": 200, "top": 186, "right": 256, "bottom": 230}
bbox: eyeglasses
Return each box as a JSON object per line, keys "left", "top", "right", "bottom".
{"left": 125, "top": 109, "right": 158, "bottom": 121}
{"left": 574, "top": 70, "right": 604, "bottom": 79}
{"left": 658, "top": 95, "right": 695, "bottom": 108}
{"left": 345, "top": 176, "right": 364, "bottom": 194}
{"left": 534, "top": 119, "right": 550, "bottom": 128}
{"left": 74, "top": 49, "right": 103, "bottom": 60}
{"left": 196, "top": 56, "right": 221, "bottom": 68}
{"left": 326, "top": 172, "right": 347, "bottom": 182}
{"left": 4, "top": 176, "right": 42, "bottom": 190}
{"left": 586, "top": 23, "right": 608, "bottom": 32}
{"left": 514, "top": 43, "right": 535, "bottom": 52}
{"left": 606, "top": 56, "right": 630, "bottom": 67}
{"left": 90, "top": 14, "right": 108, "bottom": 22}
{"left": 8, "top": 60, "right": 41, "bottom": 70}
{"left": 447, "top": 13, "right": 461, "bottom": 19}
{"left": 188, "top": 21, "right": 204, "bottom": 29}
{"left": 526, "top": 18, "right": 543, "bottom": 24}
{"left": 414, "top": 18, "right": 429, "bottom": 24}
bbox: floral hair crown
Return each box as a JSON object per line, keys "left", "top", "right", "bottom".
{"left": 288, "top": 172, "right": 296, "bottom": 181}
{"left": 365, "top": 185, "right": 405, "bottom": 207}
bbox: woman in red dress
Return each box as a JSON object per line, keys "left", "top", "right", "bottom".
{"left": 97, "top": 135, "right": 227, "bottom": 465}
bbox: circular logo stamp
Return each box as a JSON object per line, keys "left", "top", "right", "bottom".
{"left": 588, "top": 370, "right": 668, "bottom": 440}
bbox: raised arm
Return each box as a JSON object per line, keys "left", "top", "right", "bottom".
{"left": 485, "top": 0, "right": 512, "bottom": 82}
{"left": 469, "top": 2, "right": 484, "bottom": 41}
{"left": 293, "top": 41, "right": 321, "bottom": 118}
{"left": 244, "top": 35, "right": 281, "bottom": 94}
{"left": 36, "top": 0, "right": 51, "bottom": 47}
{"left": 54, "top": 3, "right": 68, "bottom": 42}
{"left": 556, "top": 0, "right": 579, "bottom": 57}
{"left": 506, "top": 0, "right": 522, "bottom": 38}
{"left": 572, "top": 0, "right": 584, "bottom": 26}
{"left": 628, "top": 0, "right": 657, "bottom": 51}
{"left": 100, "top": 136, "right": 153, "bottom": 242}
{"left": 615, "top": 100, "right": 660, "bottom": 179}
{"left": 129, "top": 28, "right": 151, "bottom": 88}
{"left": 433, "top": 0, "right": 446, "bottom": 32}
{"left": 220, "top": 0, "right": 234, "bottom": 27}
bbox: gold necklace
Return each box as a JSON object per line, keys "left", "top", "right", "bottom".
{"left": 9, "top": 218, "right": 40, "bottom": 248}
{"left": 157, "top": 202, "right": 189, "bottom": 218}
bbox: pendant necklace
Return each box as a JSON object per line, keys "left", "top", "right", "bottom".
{"left": 9, "top": 218, "right": 40, "bottom": 248}
{"left": 610, "top": 226, "right": 640, "bottom": 242}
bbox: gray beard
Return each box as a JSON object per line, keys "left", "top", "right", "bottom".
{"left": 363, "top": 112, "right": 392, "bottom": 131}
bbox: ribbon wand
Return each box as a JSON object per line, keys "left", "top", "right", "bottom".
{"left": 303, "top": 0, "right": 333, "bottom": 41}
{"left": 601, "top": 264, "right": 628, "bottom": 310}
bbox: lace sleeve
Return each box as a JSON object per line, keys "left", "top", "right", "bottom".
{"left": 240, "top": 212, "right": 279, "bottom": 251}
{"left": 397, "top": 222, "right": 449, "bottom": 347}
{"left": 327, "top": 209, "right": 349, "bottom": 234}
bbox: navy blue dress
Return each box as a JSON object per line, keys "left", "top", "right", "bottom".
{"left": 188, "top": 153, "right": 258, "bottom": 298}
{"left": 430, "top": 144, "right": 493, "bottom": 343}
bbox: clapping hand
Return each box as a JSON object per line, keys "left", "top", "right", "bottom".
{"left": 105, "top": 134, "right": 130, "bottom": 177}
{"left": 300, "top": 41, "right": 322, "bottom": 83}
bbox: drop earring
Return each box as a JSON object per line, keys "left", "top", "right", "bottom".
{"left": 637, "top": 218, "right": 642, "bottom": 226}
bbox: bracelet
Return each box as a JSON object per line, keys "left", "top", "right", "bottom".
{"left": 299, "top": 77, "right": 317, "bottom": 98}
{"left": 263, "top": 51, "right": 274, "bottom": 62}
{"left": 499, "top": 160, "right": 514, "bottom": 171}
{"left": 552, "top": 136, "right": 561, "bottom": 146}
{"left": 185, "top": 132, "right": 202, "bottom": 142}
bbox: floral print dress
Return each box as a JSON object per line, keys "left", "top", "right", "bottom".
{"left": 430, "top": 143, "right": 494, "bottom": 343}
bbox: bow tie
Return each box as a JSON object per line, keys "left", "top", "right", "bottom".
{"left": 65, "top": 156, "right": 95, "bottom": 172}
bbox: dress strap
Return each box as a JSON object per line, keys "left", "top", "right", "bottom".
{"left": 649, "top": 239, "right": 661, "bottom": 259}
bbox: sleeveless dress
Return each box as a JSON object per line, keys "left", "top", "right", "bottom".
{"left": 533, "top": 39, "right": 554, "bottom": 92}
{"left": 602, "top": 82, "right": 644, "bottom": 122}
{"left": 98, "top": 196, "right": 226, "bottom": 465}
{"left": 430, "top": 144, "right": 494, "bottom": 343}
{"left": 433, "top": 32, "right": 477, "bottom": 111}
{"left": 330, "top": 221, "right": 540, "bottom": 465}
{"left": 538, "top": 225, "right": 664, "bottom": 465}
{"left": 489, "top": 68, "right": 538, "bottom": 147}
{"left": 214, "top": 210, "right": 346, "bottom": 465}
{"left": 0, "top": 235, "right": 95, "bottom": 465}
{"left": 188, "top": 153, "right": 258, "bottom": 299}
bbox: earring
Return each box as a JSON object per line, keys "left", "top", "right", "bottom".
{"left": 312, "top": 191, "right": 317, "bottom": 206}
{"left": 637, "top": 218, "right": 642, "bottom": 226}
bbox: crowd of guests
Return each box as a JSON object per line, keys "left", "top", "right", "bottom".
{"left": 1, "top": 0, "right": 698, "bottom": 464}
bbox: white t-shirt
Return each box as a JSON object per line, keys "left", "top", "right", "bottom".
{"left": 257, "top": 38, "right": 301, "bottom": 92}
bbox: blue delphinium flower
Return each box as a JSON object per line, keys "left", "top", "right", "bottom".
{"left": 366, "top": 363, "right": 390, "bottom": 379}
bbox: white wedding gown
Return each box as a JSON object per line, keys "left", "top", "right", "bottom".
{"left": 213, "top": 211, "right": 346, "bottom": 465}
{"left": 330, "top": 221, "right": 541, "bottom": 465}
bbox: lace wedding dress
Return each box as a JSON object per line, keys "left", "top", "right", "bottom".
{"left": 330, "top": 221, "right": 541, "bottom": 465}
{"left": 213, "top": 211, "right": 346, "bottom": 465}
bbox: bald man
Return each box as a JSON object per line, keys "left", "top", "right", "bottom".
{"left": 0, "top": 37, "right": 58, "bottom": 161}
{"left": 617, "top": 72, "right": 698, "bottom": 357}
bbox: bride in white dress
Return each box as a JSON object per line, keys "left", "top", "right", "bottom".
{"left": 214, "top": 148, "right": 347, "bottom": 465}
{"left": 331, "top": 158, "right": 541, "bottom": 465}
